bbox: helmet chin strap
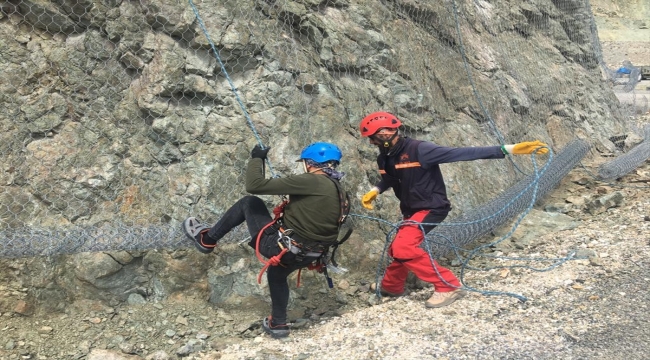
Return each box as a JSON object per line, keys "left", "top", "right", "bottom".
{"left": 302, "top": 160, "right": 328, "bottom": 174}
{"left": 373, "top": 131, "right": 399, "bottom": 154}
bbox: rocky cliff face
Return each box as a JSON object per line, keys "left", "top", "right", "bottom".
{"left": 0, "top": 0, "right": 632, "bottom": 310}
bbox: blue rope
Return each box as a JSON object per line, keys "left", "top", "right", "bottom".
{"left": 188, "top": 0, "right": 277, "bottom": 177}
{"left": 450, "top": 0, "right": 504, "bottom": 145}
{"left": 450, "top": 0, "right": 534, "bottom": 177}
{"left": 189, "top": 0, "right": 576, "bottom": 301}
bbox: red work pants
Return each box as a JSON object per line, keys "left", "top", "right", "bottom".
{"left": 381, "top": 210, "right": 460, "bottom": 293}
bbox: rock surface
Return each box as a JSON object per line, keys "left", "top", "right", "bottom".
{"left": 0, "top": 156, "right": 648, "bottom": 359}
{"left": 1, "top": 0, "right": 649, "bottom": 359}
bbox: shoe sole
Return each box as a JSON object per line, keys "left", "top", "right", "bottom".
{"left": 262, "top": 317, "right": 290, "bottom": 339}
{"left": 370, "top": 283, "right": 404, "bottom": 297}
{"left": 181, "top": 218, "right": 214, "bottom": 254}
{"left": 264, "top": 328, "right": 290, "bottom": 339}
{"left": 425, "top": 290, "right": 467, "bottom": 308}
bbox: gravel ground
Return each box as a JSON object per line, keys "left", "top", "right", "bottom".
{"left": 213, "top": 160, "right": 650, "bottom": 360}
{"left": 1, "top": 22, "right": 649, "bottom": 360}
{"left": 1, "top": 154, "right": 648, "bottom": 360}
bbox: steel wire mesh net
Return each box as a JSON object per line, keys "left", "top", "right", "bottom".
{"left": 424, "top": 139, "right": 591, "bottom": 259}
{"left": 597, "top": 124, "right": 650, "bottom": 181}
{"left": 0, "top": 0, "right": 646, "bottom": 260}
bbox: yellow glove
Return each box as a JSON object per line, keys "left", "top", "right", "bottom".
{"left": 504, "top": 140, "right": 549, "bottom": 155}
{"left": 361, "top": 187, "right": 380, "bottom": 210}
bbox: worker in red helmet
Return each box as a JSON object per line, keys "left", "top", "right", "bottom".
{"left": 359, "top": 111, "right": 548, "bottom": 308}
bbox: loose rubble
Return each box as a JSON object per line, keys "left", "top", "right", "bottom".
{"left": 0, "top": 154, "right": 648, "bottom": 360}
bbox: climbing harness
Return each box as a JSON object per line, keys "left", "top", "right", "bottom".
{"left": 328, "top": 176, "right": 351, "bottom": 226}
{"left": 254, "top": 176, "right": 352, "bottom": 288}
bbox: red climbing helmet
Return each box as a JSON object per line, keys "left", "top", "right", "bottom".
{"left": 359, "top": 112, "right": 402, "bottom": 137}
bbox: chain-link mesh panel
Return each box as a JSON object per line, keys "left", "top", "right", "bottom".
{"left": 424, "top": 139, "right": 590, "bottom": 258}
{"left": 598, "top": 124, "right": 650, "bottom": 181}
{"left": 0, "top": 222, "right": 253, "bottom": 259}
{"left": 0, "top": 0, "right": 644, "bottom": 261}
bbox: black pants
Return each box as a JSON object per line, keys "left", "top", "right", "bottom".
{"left": 207, "top": 195, "right": 319, "bottom": 325}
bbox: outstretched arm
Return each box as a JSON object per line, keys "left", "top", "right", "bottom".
{"left": 417, "top": 142, "right": 504, "bottom": 168}
{"left": 418, "top": 140, "right": 548, "bottom": 168}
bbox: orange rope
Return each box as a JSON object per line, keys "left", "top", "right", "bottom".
{"left": 255, "top": 221, "right": 276, "bottom": 265}
{"left": 296, "top": 261, "right": 325, "bottom": 288}
{"left": 296, "top": 268, "right": 302, "bottom": 287}
{"left": 257, "top": 247, "right": 288, "bottom": 284}
{"left": 254, "top": 199, "right": 325, "bottom": 287}
{"left": 255, "top": 199, "right": 289, "bottom": 283}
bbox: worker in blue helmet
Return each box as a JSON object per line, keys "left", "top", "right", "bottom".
{"left": 296, "top": 142, "right": 345, "bottom": 180}
{"left": 182, "top": 142, "right": 349, "bottom": 339}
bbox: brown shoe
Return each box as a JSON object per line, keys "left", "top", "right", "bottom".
{"left": 370, "top": 283, "right": 404, "bottom": 297}
{"left": 425, "top": 289, "right": 466, "bottom": 308}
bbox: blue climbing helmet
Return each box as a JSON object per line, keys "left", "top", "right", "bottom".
{"left": 298, "top": 142, "right": 342, "bottom": 163}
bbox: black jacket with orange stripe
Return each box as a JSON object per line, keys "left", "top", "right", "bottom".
{"left": 375, "top": 137, "right": 504, "bottom": 217}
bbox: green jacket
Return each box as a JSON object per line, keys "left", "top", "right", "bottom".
{"left": 245, "top": 158, "right": 344, "bottom": 242}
